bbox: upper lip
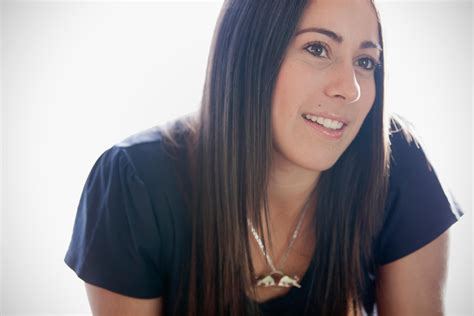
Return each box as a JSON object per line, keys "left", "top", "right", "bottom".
{"left": 302, "top": 112, "right": 350, "bottom": 125}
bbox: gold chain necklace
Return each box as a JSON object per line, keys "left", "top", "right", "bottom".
{"left": 247, "top": 198, "right": 311, "bottom": 289}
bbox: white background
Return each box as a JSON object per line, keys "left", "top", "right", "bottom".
{"left": 1, "top": 0, "right": 472, "bottom": 315}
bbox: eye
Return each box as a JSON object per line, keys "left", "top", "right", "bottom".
{"left": 304, "top": 42, "right": 330, "bottom": 58}
{"left": 357, "top": 57, "right": 380, "bottom": 71}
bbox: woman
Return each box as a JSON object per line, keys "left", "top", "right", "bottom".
{"left": 64, "top": 0, "right": 464, "bottom": 315}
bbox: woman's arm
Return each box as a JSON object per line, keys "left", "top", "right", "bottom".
{"left": 375, "top": 230, "right": 450, "bottom": 316}
{"left": 85, "top": 282, "right": 163, "bottom": 316}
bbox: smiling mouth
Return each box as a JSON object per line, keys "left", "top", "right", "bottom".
{"left": 301, "top": 114, "right": 348, "bottom": 140}
{"left": 301, "top": 113, "right": 347, "bottom": 130}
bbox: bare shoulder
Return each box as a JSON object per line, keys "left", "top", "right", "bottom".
{"left": 84, "top": 282, "right": 163, "bottom": 316}
{"left": 375, "top": 230, "right": 450, "bottom": 316}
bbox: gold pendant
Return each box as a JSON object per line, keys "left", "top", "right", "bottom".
{"left": 255, "top": 270, "right": 301, "bottom": 289}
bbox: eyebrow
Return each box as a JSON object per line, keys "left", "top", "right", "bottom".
{"left": 295, "top": 27, "right": 383, "bottom": 52}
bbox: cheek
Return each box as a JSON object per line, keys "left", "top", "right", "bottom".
{"left": 359, "top": 79, "right": 377, "bottom": 117}
{"left": 349, "top": 80, "right": 376, "bottom": 137}
{"left": 271, "top": 59, "right": 315, "bottom": 120}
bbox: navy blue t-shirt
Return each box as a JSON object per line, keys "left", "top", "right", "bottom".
{"left": 64, "top": 116, "right": 464, "bottom": 315}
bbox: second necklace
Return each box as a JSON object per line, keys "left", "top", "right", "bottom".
{"left": 247, "top": 197, "right": 311, "bottom": 289}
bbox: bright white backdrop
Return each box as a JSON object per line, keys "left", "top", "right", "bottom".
{"left": 1, "top": 0, "right": 472, "bottom": 315}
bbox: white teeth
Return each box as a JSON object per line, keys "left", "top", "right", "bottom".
{"left": 304, "top": 114, "right": 344, "bottom": 130}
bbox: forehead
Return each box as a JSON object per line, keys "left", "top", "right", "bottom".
{"left": 298, "top": 0, "right": 379, "bottom": 42}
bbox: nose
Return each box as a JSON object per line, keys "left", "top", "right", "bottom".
{"left": 323, "top": 61, "right": 361, "bottom": 104}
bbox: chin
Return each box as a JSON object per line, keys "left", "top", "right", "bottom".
{"left": 273, "top": 145, "right": 341, "bottom": 173}
{"left": 308, "top": 161, "right": 336, "bottom": 173}
{"left": 297, "top": 156, "right": 339, "bottom": 173}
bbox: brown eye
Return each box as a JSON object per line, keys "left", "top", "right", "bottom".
{"left": 304, "top": 42, "right": 329, "bottom": 58}
{"left": 357, "top": 57, "right": 378, "bottom": 71}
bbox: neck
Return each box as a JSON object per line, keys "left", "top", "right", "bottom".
{"left": 266, "top": 151, "right": 320, "bottom": 220}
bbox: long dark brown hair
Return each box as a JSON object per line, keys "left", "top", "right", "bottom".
{"left": 160, "top": 0, "right": 392, "bottom": 315}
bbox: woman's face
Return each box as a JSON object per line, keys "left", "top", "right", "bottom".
{"left": 271, "top": 0, "right": 381, "bottom": 173}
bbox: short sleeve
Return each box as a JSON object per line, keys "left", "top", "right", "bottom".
{"left": 376, "top": 126, "right": 464, "bottom": 266}
{"left": 64, "top": 146, "right": 164, "bottom": 298}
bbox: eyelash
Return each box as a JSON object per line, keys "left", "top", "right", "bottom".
{"left": 303, "top": 41, "right": 381, "bottom": 72}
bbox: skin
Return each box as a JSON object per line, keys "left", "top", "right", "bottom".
{"left": 252, "top": 0, "right": 381, "bottom": 303}
{"left": 256, "top": 0, "right": 450, "bottom": 314}
{"left": 268, "top": 0, "right": 381, "bottom": 220}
